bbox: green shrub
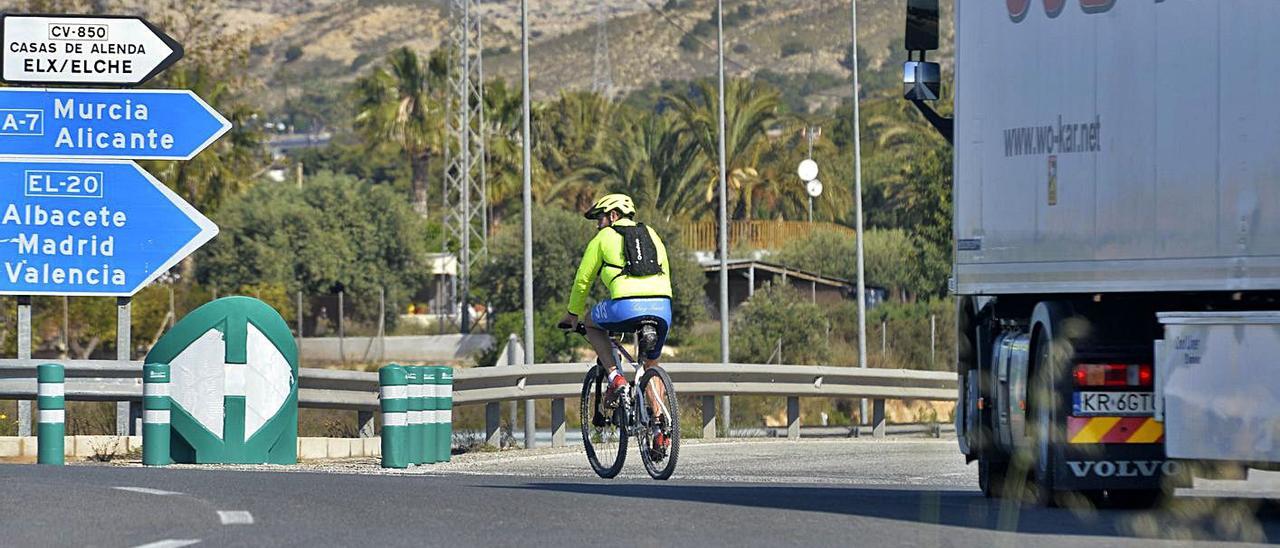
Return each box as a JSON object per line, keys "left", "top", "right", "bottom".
{"left": 198, "top": 171, "right": 433, "bottom": 329}
{"left": 775, "top": 226, "right": 926, "bottom": 302}
{"left": 473, "top": 305, "right": 582, "bottom": 367}
{"left": 730, "top": 283, "right": 830, "bottom": 365}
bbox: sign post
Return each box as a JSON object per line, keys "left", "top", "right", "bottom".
{"left": 2, "top": 14, "right": 184, "bottom": 86}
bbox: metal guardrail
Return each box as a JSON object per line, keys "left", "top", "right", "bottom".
{"left": 0, "top": 360, "right": 957, "bottom": 442}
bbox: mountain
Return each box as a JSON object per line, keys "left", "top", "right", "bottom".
{"left": 222, "top": 0, "right": 953, "bottom": 116}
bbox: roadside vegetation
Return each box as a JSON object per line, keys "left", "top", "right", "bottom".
{"left": 1, "top": 0, "right": 954, "bottom": 434}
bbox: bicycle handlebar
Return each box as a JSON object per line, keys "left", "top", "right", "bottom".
{"left": 557, "top": 320, "right": 587, "bottom": 335}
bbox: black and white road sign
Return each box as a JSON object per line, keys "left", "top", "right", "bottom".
{"left": 1, "top": 14, "right": 184, "bottom": 86}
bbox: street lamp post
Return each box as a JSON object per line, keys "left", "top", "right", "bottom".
{"left": 851, "top": 0, "right": 870, "bottom": 425}
{"left": 716, "top": 0, "right": 731, "bottom": 436}
{"left": 521, "top": 1, "right": 534, "bottom": 366}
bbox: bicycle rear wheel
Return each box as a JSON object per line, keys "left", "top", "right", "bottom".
{"left": 581, "top": 363, "right": 627, "bottom": 478}
{"left": 637, "top": 366, "right": 680, "bottom": 480}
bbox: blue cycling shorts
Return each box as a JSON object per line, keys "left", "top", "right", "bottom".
{"left": 589, "top": 297, "right": 672, "bottom": 361}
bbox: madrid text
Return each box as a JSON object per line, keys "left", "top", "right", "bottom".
{"left": 2, "top": 203, "right": 127, "bottom": 287}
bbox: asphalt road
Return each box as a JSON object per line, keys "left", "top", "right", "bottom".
{"left": 1, "top": 439, "right": 1277, "bottom": 547}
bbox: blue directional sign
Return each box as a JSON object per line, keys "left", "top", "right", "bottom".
{"left": 0, "top": 159, "right": 218, "bottom": 296}
{"left": 0, "top": 88, "right": 230, "bottom": 160}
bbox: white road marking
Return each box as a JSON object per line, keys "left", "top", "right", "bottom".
{"left": 114, "top": 486, "right": 184, "bottom": 496}
{"left": 217, "top": 510, "right": 254, "bottom": 525}
{"left": 133, "top": 539, "right": 200, "bottom": 548}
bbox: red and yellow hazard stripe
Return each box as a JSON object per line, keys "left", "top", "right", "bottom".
{"left": 1067, "top": 416, "right": 1164, "bottom": 444}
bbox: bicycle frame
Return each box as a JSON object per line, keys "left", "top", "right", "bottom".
{"left": 607, "top": 336, "right": 650, "bottom": 433}
{"left": 567, "top": 321, "right": 669, "bottom": 435}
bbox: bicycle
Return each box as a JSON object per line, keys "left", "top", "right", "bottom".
{"left": 563, "top": 320, "right": 680, "bottom": 480}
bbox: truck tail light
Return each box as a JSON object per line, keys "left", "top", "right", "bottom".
{"left": 1073, "top": 363, "right": 1153, "bottom": 388}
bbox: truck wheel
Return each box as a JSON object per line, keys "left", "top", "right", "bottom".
{"left": 979, "top": 457, "right": 1008, "bottom": 498}
{"left": 1030, "top": 330, "right": 1060, "bottom": 507}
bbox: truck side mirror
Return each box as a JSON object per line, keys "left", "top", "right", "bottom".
{"left": 905, "top": 0, "right": 940, "bottom": 52}
{"left": 903, "top": 60, "right": 941, "bottom": 101}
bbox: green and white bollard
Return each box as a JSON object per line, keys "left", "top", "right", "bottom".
{"left": 37, "top": 363, "right": 65, "bottom": 466}
{"left": 416, "top": 365, "right": 430, "bottom": 465}
{"left": 423, "top": 366, "right": 439, "bottom": 464}
{"left": 379, "top": 365, "right": 408, "bottom": 469}
{"left": 437, "top": 366, "right": 453, "bottom": 463}
{"left": 406, "top": 365, "right": 422, "bottom": 466}
{"left": 142, "top": 363, "right": 172, "bottom": 466}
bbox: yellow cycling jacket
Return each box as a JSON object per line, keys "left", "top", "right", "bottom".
{"left": 567, "top": 218, "right": 673, "bottom": 316}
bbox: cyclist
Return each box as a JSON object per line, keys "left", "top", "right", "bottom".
{"left": 558, "top": 194, "right": 673, "bottom": 450}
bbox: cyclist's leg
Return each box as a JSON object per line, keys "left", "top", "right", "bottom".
{"left": 635, "top": 300, "right": 673, "bottom": 420}
{"left": 583, "top": 308, "right": 616, "bottom": 371}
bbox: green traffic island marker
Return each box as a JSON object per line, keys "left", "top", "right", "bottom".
{"left": 145, "top": 297, "right": 300, "bottom": 465}
{"left": 437, "top": 366, "right": 454, "bottom": 463}
{"left": 37, "top": 363, "right": 65, "bottom": 466}
{"left": 142, "top": 363, "right": 172, "bottom": 466}
{"left": 379, "top": 365, "right": 409, "bottom": 469}
{"left": 406, "top": 365, "right": 423, "bottom": 466}
{"left": 423, "top": 366, "right": 439, "bottom": 464}
{"left": 417, "top": 365, "right": 431, "bottom": 465}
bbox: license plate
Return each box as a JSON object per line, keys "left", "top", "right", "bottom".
{"left": 1072, "top": 391, "right": 1154, "bottom": 416}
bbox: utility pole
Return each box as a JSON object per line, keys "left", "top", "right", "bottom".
{"left": 851, "top": 0, "right": 870, "bottom": 424}
{"left": 521, "top": 1, "right": 535, "bottom": 368}
{"left": 716, "top": 0, "right": 731, "bottom": 435}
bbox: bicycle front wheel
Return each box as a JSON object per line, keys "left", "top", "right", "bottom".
{"left": 581, "top": 363, "right": 627, "bottom": 479}
{"left": 637, "top": 366, "right": 680, "bottom": 480}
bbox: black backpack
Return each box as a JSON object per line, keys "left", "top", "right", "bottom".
{"left": 611, "top": 224, "right": 663, "bottom": 277}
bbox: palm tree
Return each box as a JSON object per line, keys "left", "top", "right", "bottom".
{"left": 481, "top": 78, "right": 528, "bottom": 223}
{"left": 142, "top": 63, "right": 266, "bottom": 213}
{"left": 665, "top": 79, "right": 781, "bottom": 220}
{"left": 531, "top": 91, "right": 618, "bottom": 211}
{"left": 354, "top": 47, "right": 439, "bottom": 214}
{"left": 589, "top": 111, "right": 705, "bottom": 221}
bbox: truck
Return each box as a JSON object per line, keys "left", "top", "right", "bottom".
{"left": 901, "top": 0, "right": 1280, "bottom": 505}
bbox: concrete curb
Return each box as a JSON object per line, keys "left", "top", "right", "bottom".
{"left": 0, "top": 436, "right": 384, "bottom": 460}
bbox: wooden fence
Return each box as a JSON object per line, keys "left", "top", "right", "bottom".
{"left": 680, "top": 220, "right": 856, "bottom": 251}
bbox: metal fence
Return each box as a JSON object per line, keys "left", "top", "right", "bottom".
{"left": 680, "top": 220, "right": 857, "bottom": 252}
{"left": 0, "top": 360, "right": 956, "bottom": 445}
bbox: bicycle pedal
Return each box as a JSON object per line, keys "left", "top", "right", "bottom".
{"left": 648, "top": 447, "right": 667, "bottom": 462}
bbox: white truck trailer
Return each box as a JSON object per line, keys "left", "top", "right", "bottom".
{"left": 902, "top": 0, "right": 1280, "bottom": 505}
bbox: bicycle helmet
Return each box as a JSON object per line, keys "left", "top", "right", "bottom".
{"left": 584, "top": 193, "right": 636, "bottom": 220}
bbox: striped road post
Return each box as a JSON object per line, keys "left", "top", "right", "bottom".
{"left": 424, "top": 366, "right": 440, "bottom": 464}
{"left": 379, "top": 365, "right": 408, "bottom": 469}
{"left": 406, "top": 365, "right": 423, "bottom": 465}
{"left": 142, "top": 363, "right": 171, "bottom": 466}
{"left": 437, "top": 366, "right": 453, "bottom": 463}
{"left": 416, "top": 365, "right": 431, "bottom": 465}
{"left": 37, "top": 363, "right": 65, "bottom": 466}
